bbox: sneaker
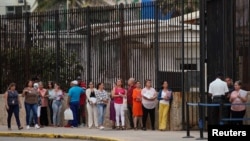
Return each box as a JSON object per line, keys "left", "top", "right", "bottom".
{"left": 35, "top": 124, "right": 40, "bottom": 129}
{"left": 99, "top": 126, "right": 105, "bottom": 130}
{"left": 26, "top": 125, "right": 30, "bottom": 130}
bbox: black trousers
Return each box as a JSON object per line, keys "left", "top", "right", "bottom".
{"left": 48, "top": 99, "right": 53, "bottom": 125}
{"left": 210, "top": 97, "right": 227, "bottom": 125}
{"left": 127, "top": 104, "right": 134, "bottom": 128}
{"left": 7, "top": 105, "right": 21, "bottom": 128}
{"left": 40, "top": 107, "right": 49, "bottom": 126}
{"left": 142, "top": 105, "right": 155, "bottom": 130}
{"left": 78, "top": 104, "right": 86, "bottom": 125}
{"left": 231, "top": 110, "right": 246, "bottom": 125}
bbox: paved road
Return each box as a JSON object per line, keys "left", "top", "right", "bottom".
{"left": 0, "top": 137, "right": 87, "bottom": 141}
{"left": 0, "top": 126, "right": 208, "bottom": 141}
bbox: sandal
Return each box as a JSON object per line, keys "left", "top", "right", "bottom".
{"left": 122, "top": 126, "right": 126, "bottom": 130}
{"left": 116, "top": 126, "right": 120, "bottom": 130}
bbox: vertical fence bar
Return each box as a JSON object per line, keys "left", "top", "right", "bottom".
{"left": 86, "top": 6, "right": 91, "bottom": 83}
{"left": 0, "top": 16, "right": 2, "bottom": 92}
{"left": 232, "top": 0, "right": 236, "bottom": 81}
{"left": 25, "top": 12, "right": 31, "bottom": 81}
{"left": 55, "top": 10, "right": 60, "bottom": 82}
{"left": 181, "top": 0, "right": 185, "bottom": 130}
{"left": 119, "top": 3, "right": 128, "bottom": 81}
{"left": 154, "top": 1, "right": 159, "bottom": 89}
{"left": 183, "top": 102, "right": 194, "bottom": 138}
{"left": 197, "top": 0, "right": 206, "bottom": 139}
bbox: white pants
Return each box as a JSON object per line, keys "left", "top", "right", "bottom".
{"left": 87, "top": 103, "right": 98, "bottom": 127}
{"left": 114, "top": 103, "right": 125, "bottom": 126}
{"left": 37, "top": 106, "right": 41, "bottom": 117}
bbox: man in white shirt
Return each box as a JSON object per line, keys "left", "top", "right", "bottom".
{"left": 208, "top": 72, "right": 229, "bottom": 125}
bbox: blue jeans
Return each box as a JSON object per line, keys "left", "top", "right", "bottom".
{"left": 69, "top": 101, "right": 79, "bottom": 127}
{"left": 97, "top": 104, "right": 106, "bottom": 126}
{"left": 25, "top": 103, "right": 38, "bottom": 125}
{"left": 52, "top": 100, "right": 62, "bottom": 126}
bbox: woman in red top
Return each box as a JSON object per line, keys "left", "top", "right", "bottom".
{"left": 112, "top": 79, "right": 127, "bottom": 130}
{"left": 132, "top": 81, "right": 143, "bottom": 130}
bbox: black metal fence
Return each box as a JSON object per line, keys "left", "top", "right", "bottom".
{"left": 0, "top": 0, "right": 201, "bottom": 129}
{"left": 0, "top": 1, "right": 200, "bottom": 92}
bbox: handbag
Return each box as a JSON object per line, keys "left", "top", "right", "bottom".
{"left": 122, "top": 97, "right": 128, "bottom": 110}
{"left": 64, "top": 108, "right": 73, "bottom": 120}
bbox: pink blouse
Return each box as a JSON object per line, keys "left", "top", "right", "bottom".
{"left": 114, "top": 87, "right": 126, "bottom": 104}
{"left": 230, "top": 89, "right": 247, "bottom": 111}
{"left": 38, "top": 88, "right": 48, "bottom": 107}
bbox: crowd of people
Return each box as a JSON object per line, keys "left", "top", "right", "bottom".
{"left": 4, "top": 73, "right": 247, "bottom": 131}
{"left": 4, "top": 77, "right": 173, "bottom": 131}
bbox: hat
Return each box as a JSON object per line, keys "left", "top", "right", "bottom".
{"left": 33, "top": 83, "right": 39, "bottom": 88}
{"left": 71, "top": 80, "right": 78, "bottom": 85}
{"left": 77, "top": 76, "right": 82, "bottom": 80}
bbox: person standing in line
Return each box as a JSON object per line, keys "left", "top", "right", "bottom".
{"left": 86, "top": 81, "right": 98, "bottom": 129}
{"left": 132, "top": 81, "right": 143, "bottom": 130}
{"left": 224, "top": 77, "right": 234, "bottom": 124}
{"left": 4, "top": 83, "right": 23, "bottom": 130}
{"left": 157, "top": 81, "right": 172, "bottom": 131}
{"left": 141, "top": 79, "right": 157, "bottom": 131}
{"left": 22, "top": 80, "right": 40, "bottom": 129}
{"left": 67, "top": 80, "right": 84, "bottom": 128}
{"left": 109, "top": 83, "right": 117, "bottom": 129}
{"left": 47, "top": 81, "right": 54, "bottom": 126}
{"left": 95, "top": 82, "right": 109, "bottom": 130}
{"left": 208, "top": 72, "right": 229, "bottom": 125}
{"left": 51, "top": 82, "right": 64, "bottom": 127}
{"left": 37, "top": 82, "right": 49, "bottom": 127}
{"left": 77, "top": 76, "right": 87, "bottom": 127}
{"left": 112, "top": 79, "right": 127, "bottom": 130}
{"left": 127, "top": 78, "right": 136, "bottom": 129}
{"left": 229, "top": 81, "right": 248, "bottom": 125}
{"left": 34, "top": 82, "right": 42, "bottom": 127}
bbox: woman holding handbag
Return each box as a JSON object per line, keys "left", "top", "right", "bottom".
{"left": 86, "top": 81, "right": 98, "bottom": 129}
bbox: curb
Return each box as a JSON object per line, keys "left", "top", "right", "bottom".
{"left": 0, "top": 132, "right": 119, "bottom": 141}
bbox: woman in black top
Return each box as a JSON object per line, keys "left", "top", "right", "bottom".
{"left": 4, "top": 83, "right": 23, "bottom": 130}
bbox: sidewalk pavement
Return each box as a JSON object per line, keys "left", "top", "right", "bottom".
{"left": 0, "top": 126, "right": 208, "bottom": 141}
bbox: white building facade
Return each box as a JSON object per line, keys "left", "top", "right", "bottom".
{"left": 0, "top": 0, "right": 38, "bottom": 15}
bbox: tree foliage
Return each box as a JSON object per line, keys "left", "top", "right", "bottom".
{"left": 0, "top": 45, "right": 83, "bottom": 93}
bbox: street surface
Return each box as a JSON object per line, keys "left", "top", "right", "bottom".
{"left": 0, "top": 125, "right": 208, "bottom": 141}
{"left": 0, "top": 137, "right": 87, "bottom": 141}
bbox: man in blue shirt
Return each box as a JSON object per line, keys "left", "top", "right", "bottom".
{"left": 67, "top": 80, "right": 84, "bottom": 127}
